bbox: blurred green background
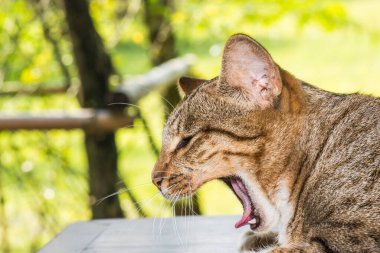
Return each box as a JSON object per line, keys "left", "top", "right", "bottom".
{"left": 0, "top": 0, "right": 379, "bottom": 252}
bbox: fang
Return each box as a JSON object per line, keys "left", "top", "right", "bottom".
{"left": 248, "top": 218, "right": 257, "bottom": 224}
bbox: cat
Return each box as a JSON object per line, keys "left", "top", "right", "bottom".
{"left": 151, "top": 34, "right": 380, "bottom": 252}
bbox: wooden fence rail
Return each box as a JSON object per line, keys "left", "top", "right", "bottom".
{"left": 0, "top": 56, "right": 194, "bottom": 131}
{"left": 0, "top": 110, "right": 132, "bottom": 132}
{"left": 118, "top": 55, "right": 194, "bottom": 103}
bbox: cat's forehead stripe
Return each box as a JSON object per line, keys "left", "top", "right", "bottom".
{"left": 167, "top": 105, "right": 183, "bottom": 126}
{"left": 167, "top": 78, "right": 219, "bottom": 137}
{"left": 176, "top": 110, "right": 183, "bottom": 133}
{"left": 168, "top": 85, "right": 201, "bottom": 132}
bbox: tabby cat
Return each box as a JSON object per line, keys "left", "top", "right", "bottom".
{"left": 151, "top": 34, "right": 380, "bottom": 252}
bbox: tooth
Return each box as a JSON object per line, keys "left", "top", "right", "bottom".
{"left": 248, "top": 218, "right": 257, "bottom": 224}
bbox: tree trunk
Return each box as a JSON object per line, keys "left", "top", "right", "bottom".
{"left": 63, "top": 0, "right": 123, "bottom": 219}
{"left": 142, "top": 0, "right": 181, "bottom": 111}
{"left": 143, "top": 0, "right": 177, "bottom": 65}
{"left": 143, "top": 0, "right": 200, "bottom": 215}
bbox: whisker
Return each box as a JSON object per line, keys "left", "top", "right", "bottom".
{"left": 155, "top": 183, "right": 180, "bottom": 236}
{"left": 114, "top": 83, "right": 175, "bottom": 111}
{"left": 158, "top": 94, "right": 175, "bottom": 110}
{"left": 162, "top": 183, "right": 179, "bottom": 194}
{"left": 158, "top": 188, "right": 176, "bottom": 234}
{"left": 153, "top": 198, "right": 167, "bottom": 236}
{"left": 189, "top": 184, "right": 198, "bottom": 216}
{"left": 185, "top": 193, "right": 189, "bottom": 247}
{"left": 158, "top": 198, "right": 167, "bottom": 235}
{"left": 188, "top": 186, "right": 196, "bottom": 248}
{"left": 132, "top": 191, "right": 162, "bottom": 215}
{"left": 171, "top": 190, "right": 184, "bottom": 245}
{"left": 131, "top": 183, "right": 179, "bottom": 217}
{"left": 95, "top": 182, "right": 154, "bottom": 206}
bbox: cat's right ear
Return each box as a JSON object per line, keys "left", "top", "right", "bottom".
{"left": 219, "top": 34, "right": 282, "bottom": 109}
{"left": 178, "top": 76, "right": 206, "bottom": 96}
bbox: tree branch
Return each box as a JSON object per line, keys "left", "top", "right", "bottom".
{"left": 32, "top": 0, "right": 71, "bottom": 87}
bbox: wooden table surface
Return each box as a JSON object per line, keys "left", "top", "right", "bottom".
{"left": 38, "top": 215, "right": 248, "bottom": 253}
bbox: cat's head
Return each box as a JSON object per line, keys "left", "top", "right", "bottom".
{"left": 152, "top": 34, "right": 303, "bottom": 232}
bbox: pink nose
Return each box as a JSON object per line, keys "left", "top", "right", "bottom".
{"left": 152, "top": 170, "right": 165, "bottom": 189}
{"left": 152, "top": 177, "right": 163, "bottom": 188}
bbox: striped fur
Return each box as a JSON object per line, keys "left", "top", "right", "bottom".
{"left": 152, "top": 34, "right": 380, "bottom": 252}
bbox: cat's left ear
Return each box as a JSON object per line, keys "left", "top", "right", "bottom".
{"left": 178, "top": 76, "right": 207, "bottom": 96}
{"left": 219, "top": 34, "right": 282, "bottom": 108}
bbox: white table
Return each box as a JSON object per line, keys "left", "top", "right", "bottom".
{"left": 38, "top": 215, "right": 248, "bottom": 253}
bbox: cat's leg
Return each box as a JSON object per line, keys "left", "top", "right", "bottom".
{"left": 239, "top": 231, "right": 278, "bottom": 252}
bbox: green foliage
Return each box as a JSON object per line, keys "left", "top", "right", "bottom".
{"left": 0, "top": 0, "right": 72, "bottom": 88}
{"left": 0, "top": 130, "right": 89, "bottom": 252}
{"left": 0, "top": 0, "right": 379, "bottom": 252}
{"left": 173, "top": 0, "right": 351, "bottom": 41}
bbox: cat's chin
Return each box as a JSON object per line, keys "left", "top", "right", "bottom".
{"left": 221, "top": 176, "right": 263, "bottom": 231}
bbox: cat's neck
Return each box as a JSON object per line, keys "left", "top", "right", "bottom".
{"left": 299, "top": 82, "right": 353, "bottom": 160}
{"left": 278, "top": 67, "right": 351, "bottom": 116}
{"left": 301, "top": 82, "right": 349, "bottom": 114}
{"left": 275, "top": 71, "right": 352, "bottom": 206}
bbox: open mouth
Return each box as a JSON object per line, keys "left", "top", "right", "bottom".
{"left": 223, "top": 176, "right": 261, "bottom": 230}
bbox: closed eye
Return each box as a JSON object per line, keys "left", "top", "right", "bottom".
{"left": 175, "top": 136, "right": 192, "bottom": 151}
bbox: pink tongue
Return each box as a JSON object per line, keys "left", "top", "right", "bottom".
{"left": 231, "top": 178, "right": 253, "bottom": 228}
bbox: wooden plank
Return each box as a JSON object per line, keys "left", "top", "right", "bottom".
{"left": 38, "top": 216, "right": 248, "bottom": 253}
{"left": 38, "top": 221, "right": 108, "bottom": 253}
{"left": 0, "top": 109, "right": 132, "bottom": 132}
{"left": 118, "top": 55, "right": 195, "bottom": 103}
{"left": 0, "top": 56, "right": 193, "bottom": 99}
{"left": 0, "top": 85, "right": 69, "bottom": 96}
{"left": 0, "top": 56, "right": 193, "bottom": 131}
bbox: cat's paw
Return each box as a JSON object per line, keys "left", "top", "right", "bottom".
{"left": 239, "top": 231, "right": 278, "bottom": 252}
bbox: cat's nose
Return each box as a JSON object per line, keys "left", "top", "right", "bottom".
{"left": 152, "top": 170, "right": 165, "bottom": 188}
{"left": 152, "top": 177, "right": 163, "bottom": 188}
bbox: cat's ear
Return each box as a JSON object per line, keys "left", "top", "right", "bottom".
{"left": 219, "top": 34, "right": 282, "bottom": 108}
{"left": 178, "top": 76, "right": 207, "bottom": 95}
